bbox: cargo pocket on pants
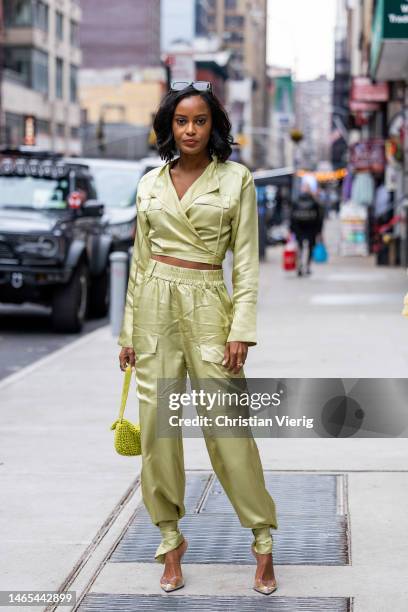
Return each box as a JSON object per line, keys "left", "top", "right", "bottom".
{"left": 199, "top": 343, "right": 246, "bottom": 382}
{"left": 133, "top": 333, "right": 159, "bottom": 356}
{"left": 199, "top": 343, "right": 226, "bottom": 364}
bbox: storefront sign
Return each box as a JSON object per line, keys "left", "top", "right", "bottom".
{"left": 166, "top": 52, "right": 195, "bottom": 82}
{"left": 384, "top": 0, "right": 408, "bottom": 37}
{"left": 350, "top": 77, "right": 389, "bottom": 103}
{"left": 371, "top": 0, "right": 408, "bottom": 78}
{"left": 350, "top": 100, "right": 381, "bottom": 112}
{"left": 350, "top": 139, "right": 385, "bottom": 173}
{"left": 23, "top": 115, "right": 36, "bottom": 146}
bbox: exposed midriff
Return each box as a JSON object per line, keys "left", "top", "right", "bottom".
{"left": 151, "top": 254, "right": 222, "bottom": 270}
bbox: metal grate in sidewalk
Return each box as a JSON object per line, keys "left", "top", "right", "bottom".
{"left": 78, "top": 593, "right": 351, "bottom": 611}
{"left": 109, "top": 472, "right": 349, "bottom": 565}
{"left": 201, "top": 473, "right": 340, "bottom": 515}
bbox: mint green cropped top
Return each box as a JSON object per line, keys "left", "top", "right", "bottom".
{"left": 118, "top": 154, "right": 259, "bottom": 347}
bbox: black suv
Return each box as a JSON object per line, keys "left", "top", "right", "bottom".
{"left": 0, "top": 149, "right": 112, "bottom": 332}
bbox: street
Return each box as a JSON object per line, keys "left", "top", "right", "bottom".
{"left": 0, "top": 307, "right": 108, "bottom": 381}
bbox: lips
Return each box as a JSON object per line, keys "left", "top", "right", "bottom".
{"left": 183, "top": 140, "right": 198, "bottom": 145}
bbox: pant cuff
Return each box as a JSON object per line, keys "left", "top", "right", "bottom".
{"left": 251, "top": 527, "right": 273, "bottom": 554}
{"left": 154, "top": 520, "right": 184, "bottom": 564}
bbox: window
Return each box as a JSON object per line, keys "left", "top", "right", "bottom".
{"left": 56, "top": 11, "right": 64, "bottom": 41}
{"left": 0, "top": 175, "right": 70, "bottom": 209}
{"left": 37, "top": 118, "right": 50, "bottom": 134}
{"left": 70, "top": 64, "right": 78, "bottom": 103}
{"left": 90, "top": 167, "right": 144, "bottom": 208}
{"left": 226, "top": 31, "right": 244, "bottom": 43}
{"left": 71, "top": 126, "right": 79, "bottom": 139}
{"left": 4, "top": 47, "right": 48, "bottom": 93}
{"left": 4, "top": 0, "right": 32, "bottom": 27}
{"left": 32, "top": 48, "right": 48, "bottom": 94}
{"left": 225, "top": 0, "right": 237, "bottom": 8}
{"left": 34, "top": 0, "right": 49, "bottom": 32}
{"left": 75, "top": 176, "right": 92, "bottom": 200}
{"left": 70, "top": 20, "right": 79, "bottom": 47}
{"left": 225, "top": 15, "right": 244, "bottom": 28}
{"left": 56, "top": 58, "right": 63, "bottom": 99}
{"left": 57, "top": 123, "right": 65, "bottom": 137}
{"left": 4, "top": 47, "right": 31, "bottom": 86}
{"left": 5, "top": 112, "right": 25, "bottom": 146}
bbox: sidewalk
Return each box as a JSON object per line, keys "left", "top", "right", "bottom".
{"left": 1, "top": 218, "right": 407, "bottom": 611}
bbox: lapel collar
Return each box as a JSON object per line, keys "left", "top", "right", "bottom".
{"left": 149, "top": 153, "right": 220, "bottom": 206}
{"left": 188, "top": 154, "right": 220, "bottom": 203}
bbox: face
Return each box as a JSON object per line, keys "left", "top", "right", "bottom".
{"left": 172, "top": 94, "right": 213, "bottom": 156}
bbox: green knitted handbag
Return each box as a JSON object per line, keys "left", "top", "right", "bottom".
{"left": 110, "top": 364, "right": 141, "bottom": 456}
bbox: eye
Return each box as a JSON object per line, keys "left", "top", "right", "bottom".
{"left": 196, "top": 118, "right": 207, "bottom": 125}
{"left": 175, "top": 118, "right": 186, "bottom": 125}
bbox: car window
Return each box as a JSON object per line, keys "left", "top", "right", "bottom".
{"left": 0, "top": 176, "right": 69, "bottom": 209}
{"left": 75, "top": 176, "right": 91, "bottom": 201}
{"left": 91, "top": 167, "right": 142, "bottom": 208}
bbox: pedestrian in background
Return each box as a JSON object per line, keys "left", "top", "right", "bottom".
{"left": 289, "top": 176, "right": 325, "bottom": 276}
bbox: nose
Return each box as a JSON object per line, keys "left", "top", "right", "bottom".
{"left": 185, "top": 122, "right": 196, "bottom": 135}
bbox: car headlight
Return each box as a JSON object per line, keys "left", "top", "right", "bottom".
{"left": 107, "top": 221, "right": 135, "bottom": 240}
{"left": 16, "top": 235, "right": 64, "bottom": 258}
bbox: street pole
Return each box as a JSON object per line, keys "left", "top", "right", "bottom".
{"left": 290, "top": 129, "right": 304, "bottom": 201}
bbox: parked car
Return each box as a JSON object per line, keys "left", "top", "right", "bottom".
{"left": 0, "top": 149, "right": 112, "bottom": 332}
{"left": 138, "top": 155, "right": 163, "bottom": 177}
{"left": 64, "top": 157, "right": 145, "bottom": 251}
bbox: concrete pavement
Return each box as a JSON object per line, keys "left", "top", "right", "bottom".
{"left": 1, "top": 216, "right": 407, "bottom": 611}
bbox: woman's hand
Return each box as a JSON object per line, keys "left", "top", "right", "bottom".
{"left": 222, "top": 341, "right": 248, "bottom": 374}
{"left": 119, "top": 347, "right": 135, "bottom": 371}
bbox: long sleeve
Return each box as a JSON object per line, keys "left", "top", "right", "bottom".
{"left": 117, "top": 189, "right": 151, "bottom": 347}
{"left": 226, "top": 168, "right": 259, "bottom": 346}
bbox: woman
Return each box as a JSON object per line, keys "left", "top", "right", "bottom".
{"left": 118, "top": 81, "right": 278, "bottom": 594}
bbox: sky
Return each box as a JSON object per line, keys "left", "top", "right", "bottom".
{"left": 267, "top": 0, "right": 337, "bottom": 82}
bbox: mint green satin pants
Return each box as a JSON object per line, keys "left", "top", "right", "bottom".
{"left": 132, "top": 259, "right": 278, "bottom": 563}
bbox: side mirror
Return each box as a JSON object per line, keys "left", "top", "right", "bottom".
{"left": 82, "top": 199, "right": 105, "bottom": 217}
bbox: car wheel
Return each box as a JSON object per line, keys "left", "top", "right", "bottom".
{"left": 88, "top": 263, "right": 110, "bottom": 319}
{"left": 51, "top": 262, "right": 89, "bottom": 333}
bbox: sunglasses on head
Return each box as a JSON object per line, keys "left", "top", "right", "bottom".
{"left": 170, "top": 81, "right": 213, "bottom": 93}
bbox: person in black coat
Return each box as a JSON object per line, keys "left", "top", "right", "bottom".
{"left": 289, "top": 183, "right": 324, "bottom": 276}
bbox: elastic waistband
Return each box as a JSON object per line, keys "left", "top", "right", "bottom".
{"left": 144, "top": 258, "right": 225, "bottom": 285}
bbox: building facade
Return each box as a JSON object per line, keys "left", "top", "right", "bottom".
{"left": 0, "top": 0, "right": 81, "bottom": 153}
{"left": 295, "top": 76, "right": 333, "bottom": 170}
{"left": 80, "top": 0, "right": 161, "bottom": 69}
{"left": 267, "top": 66, "right": 295, "bottom": 169}
{"left": 331, "top": 0, "right": 352, "bottom": 169}
{"left": 343, "top": 0, "right": 408, "bottom": 266}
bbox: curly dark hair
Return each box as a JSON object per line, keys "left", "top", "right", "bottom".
{"left": 152, "top": 85, "right": 235, "bottom": 163}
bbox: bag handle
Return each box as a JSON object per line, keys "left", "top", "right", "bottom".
{"left": 119, "top": 365, "right": 133, "bottom": 422}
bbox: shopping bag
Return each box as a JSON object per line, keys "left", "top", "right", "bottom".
{"left": 282, "top": 234, "right": 298, "bottom": 271}
{"left": 312, "top": 241, "right": 328, "bottom": 263}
